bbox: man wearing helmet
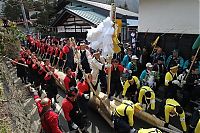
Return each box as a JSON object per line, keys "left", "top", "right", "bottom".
{"left": 62, "top": 87, "right": 87, "bottom": 132}
{"left": 33, "top": 90, "right": 62, "bottom": 133}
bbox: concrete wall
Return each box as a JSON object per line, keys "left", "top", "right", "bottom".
{"left": 138, "top": 0, "right": 199, "bottom": 34}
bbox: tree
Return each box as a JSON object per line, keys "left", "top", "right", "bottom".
{"left": 3, "top": 0, "right": 22, "bottom": 21}
{"left": 2, "top": 0, "right": 32, "bottom": 21}
{"left": 0, "top": 25, "right": 22, "bottom": 59}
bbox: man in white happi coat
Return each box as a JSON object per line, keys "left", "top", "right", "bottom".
{"left": 75, "top": 41, "right": 92, "bottom": 80}
{"left": 91, "top": 51, "right": 110, "bottom": 93}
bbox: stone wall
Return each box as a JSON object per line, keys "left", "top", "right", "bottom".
{"left": 0, "top": 58, "right": 41, "bottom": 133}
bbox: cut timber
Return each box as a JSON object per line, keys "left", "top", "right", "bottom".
{"left": 54, "top": 68, "right": 183, "bottom": 133}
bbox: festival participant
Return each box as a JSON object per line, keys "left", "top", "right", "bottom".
{"left": 150, "top": 47, "right": 166, "bottom": 64}
{"left": 183, "top": 55, "right": 200, "bottom": 73}
{"left": 122, "top": 76, "right": 140, "bottom": 102}
{"left": 138, "top": 86, "right": 155, "bottom": 111}
{"left": 62, "top": 87, "right": 87, "bottom": 132}
{"left": 33, "top": 90, "right": 62, "bottom": 133}
{"left": 166, "top": 49, "right": 184, "bottom": 72}
{"left": 77, "top": 74, "right": 92, "bottom": 117}
{"left": 90, "top": 51, "right": 109, "bottom": 93}
{"left": 63, "top": 67, "right": 76, "bottom": 91}
{"left": 181, "top": 67, "right": 200, "bottom": 108}
{"left": 63, "top": 39, "right": 75, "bottom": 71}
{"left": 121, "top": 47, "right": 132, "bottom": 67}
{"left": 164, "top": 63, "right": 180, "bottom": 99}
{"left": 16, "top": 56, "right": 27, "bottom": 84}
{"left": 126, "top": 55, "right": 139, "bottom": 77}
{"left": 140, "top": 63, "right": 158, "bottom": 90}
{"left": 76, "top": 41, "right": 92, "bottom": 80}
{"left": 53, "top": 44, "right": 60, "bottom": 66}
{"left": 161, "top": 99, "right": 187, "bottom": 133}
{"left": 188, "top": 106, "right": 200, "bottom": 133}
{"left": 57, "top": 45, "right": 64, "bottom": 70}
{"left": 107, "top": 59, "right": 131, "bottom": 100}
{"left": 113, "top": 100, "right": 142, "bottom": 133}
{"left": 153, "top": 56, "right": 166, "bottom": 86}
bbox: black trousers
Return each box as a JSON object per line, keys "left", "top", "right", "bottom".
{"left": 114, "top": 116, "right": 130, "bottom": 133}
{"left": 109, "top": 81, "right": 123, "bottom": 99}
{"left": 78, "top": 95, "right": 89, "bottom": 116}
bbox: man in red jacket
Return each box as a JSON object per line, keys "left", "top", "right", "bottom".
{"left": 62, "top": 87, "right": 87, "bottom": 132}
{"left": 33, "top": 90, "right": 62, "bottom": 133}
{"left": 64, "top": 67, "right": 76, "bottom": 91}
{"left": 77, "top": 74, "right": 91, "bottom": 117}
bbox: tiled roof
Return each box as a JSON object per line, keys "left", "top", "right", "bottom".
{"left": 76, "top": 0, "right": 138, "bottom": 18}
{"left": 65, "top": 6, "right": 106, "bottom": 25}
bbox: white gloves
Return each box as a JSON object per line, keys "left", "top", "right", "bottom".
{"left": 71, "top": 122, "right": 78, "bottom": 130}
{"left": 105, "top": 64, "right": 111, "bottom": 68}
{"left": 130, "top": 128, "right": 137, "bottom": 133}
{"left": 172, "top": 80, "right": 180, "bottom": 85}
{"left": 83, "top": 94, "right": 90, "bottom": 100}
{"left": 181, "top": 80, "right": 186, "bottom": 85}
{"left": 48, "top": 71, "right": 53, "bottom": 75}
{"left": 128, "top": 70, "right": 132, "bottom": 73}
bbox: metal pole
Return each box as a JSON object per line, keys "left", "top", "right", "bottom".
{"left": 20, "top": 0, "right": 30, "bottom": 33}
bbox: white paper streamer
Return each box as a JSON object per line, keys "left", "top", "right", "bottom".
{"left": 87, "top": 17, "right": 114, "bottom": 58}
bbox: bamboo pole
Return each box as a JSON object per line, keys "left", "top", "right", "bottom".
{"left": 185, "top": 46, "right": 200, "bottom": 80}
{"left": 3, "top": 56, "right": 28, "bottom": 67}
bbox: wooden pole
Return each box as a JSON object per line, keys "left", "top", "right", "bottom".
{"left": 107, "top": 2, "right": 116, "bottom": 96}
{"left": 70, "top": 38, "right": 112, "bottom": 116}
{"left": 3, "top": 56, "right": 28, "bottom": 67}
{"left": 185, "top": 46, "right": 200, "bottom": 80}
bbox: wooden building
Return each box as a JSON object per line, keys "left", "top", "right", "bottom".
{"left": 51, "top": 0, "right": 138, "bottom": 42}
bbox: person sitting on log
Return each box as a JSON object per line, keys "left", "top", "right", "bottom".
{"left": 64, "top": 67, "right": 76, "bottom": 92}
{"left": 122, "top": 76, "right": 140, "bottom": 102}
{"left": 113, "top": 100, "right": 142, "bottom": 133}
{"left": 138, "top": 86, "right": 155, "bottom": 111}
{"left": 159, "top": 99, "right": 187, "bottom": 133}
{"left": 32, "top": 89, "right": 62, "bottom": 133}
{"left": 62, "top": 87, "right": 87, "bottom": 133}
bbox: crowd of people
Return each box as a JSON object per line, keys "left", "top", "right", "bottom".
{"left": 13, "top": 35, "right": 200, "bottom": 133}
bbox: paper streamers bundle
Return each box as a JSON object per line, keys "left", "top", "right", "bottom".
{"left": 87, "top": 17, "right": 114, "bottom": 58}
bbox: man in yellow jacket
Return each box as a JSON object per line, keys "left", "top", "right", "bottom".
{"left": 138, "top": 86, "right": 155, "bottom": 111}
{"left": 164, "top": 63, "right": 180, "bottom": 99}
{"left": 113, "top": 100, "right": 142, "bottom": 133}
{"left": 122, "top": 76, "right": 140, "bottom": 102}
{"left": 164, "top": 99, "right": 187, "bottom": 132}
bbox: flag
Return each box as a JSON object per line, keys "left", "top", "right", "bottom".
{"left": 151, "top": 36, "right": 160, "bottom": 47}
{"left": 112, "top": 23, "right": 121, "bottom": 53}
{"left": 192, "top": 35, "right": 200, "bottom": 49}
